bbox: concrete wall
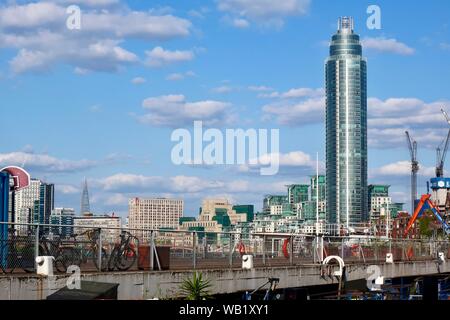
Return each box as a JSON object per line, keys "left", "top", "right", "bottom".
{"left": 1, "top": 260, "right": 449, "bottom": 300}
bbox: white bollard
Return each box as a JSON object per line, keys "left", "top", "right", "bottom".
{"left": 242, "top": 255, "right": 254, "bottom": 270}
{"left": 35, "top": 256, "right": 55, "bottom": 276}
{"left": 386, "top": 253, "right": 394, "bottom": 264}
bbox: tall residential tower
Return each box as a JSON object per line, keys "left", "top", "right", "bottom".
{"left": 326, "top": 17, "right": 368, "bottom": 228}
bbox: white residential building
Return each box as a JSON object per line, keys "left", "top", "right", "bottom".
{"left": 13, "top": 179, "right": 41, "bottom": 235}
{"left": 128, "top": 198, "right": 183, "bottom": 240}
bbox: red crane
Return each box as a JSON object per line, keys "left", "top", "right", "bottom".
{"left": 404, "top": 193, "right": 450, "bottom": 237}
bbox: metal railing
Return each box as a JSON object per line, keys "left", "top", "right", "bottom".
{"left": 0, "top": 221, "right": 449, "bottom": 274}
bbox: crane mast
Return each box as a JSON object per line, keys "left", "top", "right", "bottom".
{"left": 406, "top": 131, "right": 419, "bottom": 213}
{"left": 437, "top": 108, "right": 450, "bottom": 177}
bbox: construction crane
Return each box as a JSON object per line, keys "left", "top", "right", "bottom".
{"left": 436, "top": 108, "right": 450, "bottom": 177}
{"left": 406, "top": 131, "right": 419, "bottom": 213}
{"left": 404, "top": 193, "right": 450, "bottom": 237}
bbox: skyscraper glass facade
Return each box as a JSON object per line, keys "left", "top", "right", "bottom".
{"left": 326, "top": 17, "right": 368, "bottom": 226}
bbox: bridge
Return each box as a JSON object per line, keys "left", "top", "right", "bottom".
{"left": 1, "top": 222, "right": 449, "bottom": 299}
{"left": 1, "top": 259, "right": 449, "bottom": 300}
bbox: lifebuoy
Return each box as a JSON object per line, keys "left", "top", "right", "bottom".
{"left": 237, "top": 242, "right": 246, "bottom": 256}
{"left": 282, "top": 238, "right": 290, "bottom": 259}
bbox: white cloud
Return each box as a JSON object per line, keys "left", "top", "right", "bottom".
{"left": 145, "top": 47, "right": 194, "bottom": 67}
{"left": 98, "top": 173, "right": 296, "bottom": 197}
{"left": 217, "top": 0, "right": 310, "bottom": 28}
{"left": 166, "top": 71, "right": 196, "bottom": 81}
{"left": 263, "top": 87, "right": 324, "bottom": 99}
{"left": 362, "top": 37, "right": 415, "bottom": 55}
{"left": 371, "top": 161, "right": 435, "bottom": 177}
{"left": 138, "top": 94, "right": 232, "bottom": 127}
{"left": 0, "top": 2, "right": 192, "bottom": 74}
{"left": 212, "top": 85, "right": 233, "bottom": 94}
{"left": 248, "top": 85, "right": 273, "bottom": 92}
{"left": 0, "top": 151, "right": 96, "bottom": 173}
{"left": 131, "top": 77, "right": 146, "bottom": 84}
{"left": 232, "top": 18, "right": 249, "bottom": 28}
{"left": 58, "top": 185, "right": 79, "bottom": 194}
{"left": 262, "top": 96, "right": 325, "bottom": 126}
{"left": 261, "top": 88, "right": 450, "bottom": 149}
{"left": 52, "top": 0, "right": 120, "bottom": 7}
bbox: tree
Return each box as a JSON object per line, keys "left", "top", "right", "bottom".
{"left": 179, "top": 272, "right": 212, "bottom": 300}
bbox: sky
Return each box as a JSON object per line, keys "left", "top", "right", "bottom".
{"left": 1, "top": 0, "right": 450, "bottom": 218}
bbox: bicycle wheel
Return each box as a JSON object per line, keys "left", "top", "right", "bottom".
{"left": 92, "top": 247, "right": 108, "bottom": 272}
{"left": 108, "top": 247, "right": 119, "bottom": 271}
{"left": 116, "top": 245, "right": 137, "bottom": 271}
{"left": 54, "top": 247, "right": 78, "bottom": 273}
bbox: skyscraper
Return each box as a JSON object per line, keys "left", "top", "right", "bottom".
{"left": 325, "top": 17, "right": 368, "bottom": 228}
{"left": 81, "top": 179, "right": 91, "bottom": 216}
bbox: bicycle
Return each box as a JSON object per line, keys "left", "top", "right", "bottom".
{"left": 71, "top": 229, "right": 108, "bottom": 272}
{"left": 243, "top": 278, "right": 281, "bottom": 301}
{"left": 38, "top": 234, "right": 79, "bottom": 273}
{"left": 107, "top": 231, "right": 138, "bottom": 271}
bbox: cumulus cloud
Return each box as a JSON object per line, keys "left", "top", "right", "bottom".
{"left": 131, "top": 77, "right": 146, "bottom": 84}
{"left": 145, "top": 47, "right": 194, "bottom": 67}
{"left": 368, "top": 97, "right": 450, "bottom": 149}
{"left": 58, "top": 184, "right": 80, "bottom": 194}
{"left": 261, "top": 85, "right": 450, "bottom": 149}
{"left": 0, "top": 151, "right": 96, "bottom": 173}
{"left": 248, "top": 85, "right": 273, "bottom": 92}
{"left": 262, "top": 96, "right": 325, "bottom": 126}
{"left": 138, "top": 94, "right": 232, "bottom": 127}
{"left": 371, "top": 161, "right": 435, "bottom": 177}
{"left": 0, "top": 1, "right": 192, "bottom": 73}
{"left": 217, "top": 0, "right": 310, "bottom": 28}
{"left": 98, "top": 173, "right": 296, "bottom": 197}
{"left": 212, "top": 85, "right": 233, "bottom": 94}
{"left": 166, "top": 71, "right": 195, "bottom": 81}
{"left": 238, "top": 151, "right": 324, "bottom": 176}
{"left": 362, "top": 37, "right": 415, "bottom": 55}
{"left": 232, "top": 18, "right": 250, "bottom": 28}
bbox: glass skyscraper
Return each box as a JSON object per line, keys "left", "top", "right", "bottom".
{"left": 325, "top": 17, "right": 368, "bottom": 228}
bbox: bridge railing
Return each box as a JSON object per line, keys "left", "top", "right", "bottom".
{"left": 0, "top": 221, "right": 449, "bottom": 274}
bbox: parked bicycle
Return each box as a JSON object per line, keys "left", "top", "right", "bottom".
{"left": 107, "top": 230, "right": 138, "bottom": 271}
{"left": 38, "top": 234, "right": 79, "bottom": 273}
{"left": 70, "top": 228, "right": 108, "bottom": 272}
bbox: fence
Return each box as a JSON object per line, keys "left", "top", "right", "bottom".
{"left": 0, "top": 221, "right": 449, "bottom": 274}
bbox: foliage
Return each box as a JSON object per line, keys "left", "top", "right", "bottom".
{"left": 179, "top": 272, "right": 212, "bottom": 300}
{"left": 419, "top": 210, "right": 434, "bottom": 238}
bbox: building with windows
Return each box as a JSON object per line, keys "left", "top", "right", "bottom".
{"left": 50, "top": 208, "right": 75, "bottom": 238}
{"left": 73, "top": 214, "right": 121, "bottom": 243}
{"left": 326, "top": 16, "right": 368, "bottom": 227}
{"left": 128, "top": 198, "right": 183, "bottom": 241}
{"left": 14, "top": 179, "right": 41, "bottom": 235}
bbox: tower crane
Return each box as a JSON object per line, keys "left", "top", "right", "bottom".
{"left": 436, "top": 108, "right": 450, "bottom": 177}
{"left": 406, "top": 131, "right": 419, "bottom": 213}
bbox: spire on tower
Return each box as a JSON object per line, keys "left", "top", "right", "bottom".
{"left": 81, "top": 178, "right": 91, "bottom": 216}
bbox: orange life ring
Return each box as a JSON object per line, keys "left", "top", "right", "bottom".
{"left": 282, "top": 238, "right": 290, "bottom": 259}
{"left": 237, "top": 242, "right": 246, "bottom": 256}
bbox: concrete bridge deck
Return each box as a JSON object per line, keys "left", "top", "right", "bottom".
{"left": 1, "top": 259, "right": 449, "bottom": 300}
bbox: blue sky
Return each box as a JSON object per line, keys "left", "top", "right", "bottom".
{"left": 1, "top": 0, "right": 450, "bottom": 217}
